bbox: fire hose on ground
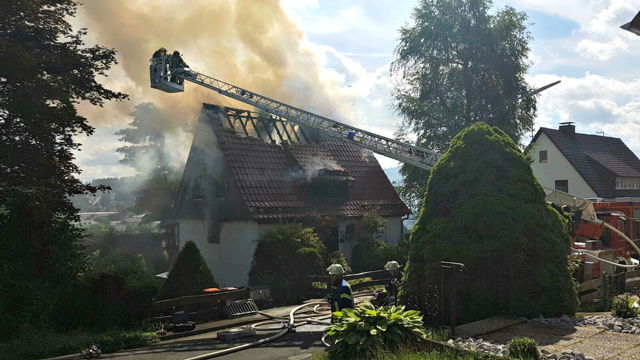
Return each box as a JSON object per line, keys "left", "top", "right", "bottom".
{"left": 182, "top": 301, "right": 330, "bottom": 360}
{"left": 183, "top": 291, "right": 378, "bottom": 359}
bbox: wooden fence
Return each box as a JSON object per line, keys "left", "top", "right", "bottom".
{"left": 309, "top": 269, "right": 392, "bottom": 297}
{"left": 152, "top": 288, "right": 250, "bottom": 315}
{"left": 578, "top": 269, "right": 640, "bottom": 306}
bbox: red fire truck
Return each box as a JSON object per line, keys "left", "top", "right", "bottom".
{"left": 545, "top": 189, "right": 640, "bottom": 280}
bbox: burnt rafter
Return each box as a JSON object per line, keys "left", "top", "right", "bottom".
{"left": 222, "top": 108, "right": 307, "bottom": 145}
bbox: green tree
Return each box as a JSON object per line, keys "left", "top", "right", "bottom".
{"left": 116, "top": 103, "right": 169, "bottom": 171}
{"left": 249, "top": 224, "right": 326, "bottom": 304}
{"left": 403, "top": 123, "right": 577, "bottom": 322}
{"left": 351, "top": 207, "right": 408, "bottom": 272}
{"left": 391, "top": 0, "right": 536, "bottom": 211}
{"left": 116, "top": 103, "right": 179, "bottom": 222}
{"left": 0, "top": 0, "right": 127, "bottom": 336}
{"left": 159, "top": 241, "right": 217, "bottom": 299}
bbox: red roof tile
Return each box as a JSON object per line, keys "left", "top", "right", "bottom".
{"left": 205, "top": 104, "right": 410, "bottom": 221}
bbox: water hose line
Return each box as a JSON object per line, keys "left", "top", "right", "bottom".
{"left": 183, "top": 301, "right": 327, "bottom": 360}
{"left": 573, "top": 221, "right": 640, "bottom": 269}
{"left": 601, "top": 221, "right": 640, "bottom": 256}
{"left": 582, "top": 252, "right": 640, "bottom": 269}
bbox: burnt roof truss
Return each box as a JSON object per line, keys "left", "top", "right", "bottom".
{"left": 223, "top": 108, "right": 307, "bottom": 145}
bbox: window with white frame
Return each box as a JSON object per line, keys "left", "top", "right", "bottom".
{"left": 615, "top": 177, "right": 640, "bottom": 190}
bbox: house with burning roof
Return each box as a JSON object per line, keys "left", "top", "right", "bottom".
{"left": 171, "top": 104, "right": 410, "bottom": 286}
{"left": 529, "top": 123, "right": 640, "bottom": 201}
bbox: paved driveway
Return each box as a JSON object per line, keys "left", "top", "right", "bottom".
{"left": 102, "top": 324, "right": 327, "bottom": 360}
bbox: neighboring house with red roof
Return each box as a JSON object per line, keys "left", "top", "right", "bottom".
{"left": 171, "top": 104, "right": 410, "bottom": 286}
{"left": 529, "top": 123, "right": 640, "bottom": 202}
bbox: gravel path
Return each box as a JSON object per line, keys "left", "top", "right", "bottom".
{"left": 449, "top": 315, "right": 640, "bottom": 360}
{"left": 529, "top": 315, "right": 640, "bottom": 335}
{"left": 449, "top": 337, "right": 596, "bottom": 360}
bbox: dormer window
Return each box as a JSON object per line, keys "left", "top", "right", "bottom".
{"left": 616, "top": 177, "right": 640, "bottom": 190}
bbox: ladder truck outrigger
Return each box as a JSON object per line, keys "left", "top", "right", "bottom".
{"left": 149, "top": 49, "right": 640, "bottom": 282}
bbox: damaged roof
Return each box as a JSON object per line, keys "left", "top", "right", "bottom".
{"left": 533, "top": 127, "right": 640, "bottom": 198}
{"left": 202, "top": 104, "right": 410, "bottom": 221}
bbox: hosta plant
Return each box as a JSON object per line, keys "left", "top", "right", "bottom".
{"left": 325, "top": 301, "right": 428, "bottom": 359}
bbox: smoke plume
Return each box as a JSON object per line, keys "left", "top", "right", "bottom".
{"left": 75, "top": 0, "right": 360, "bottom": 174}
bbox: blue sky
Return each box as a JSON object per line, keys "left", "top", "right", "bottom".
{"left": 73, "top": 0, "right": 640, "bottom": 180}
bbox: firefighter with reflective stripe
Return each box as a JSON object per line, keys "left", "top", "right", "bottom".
{"left": 327, "top": 263, "right": 353, "bottom": 318}
{"left": 384, "top": 261, "right": 402, "bottom": 299}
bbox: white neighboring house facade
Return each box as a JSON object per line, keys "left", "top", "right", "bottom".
{"left": 529, "top": 123, "right": 640, "bottom": 202}
{"left": 170, "top": 104, "right": 411, "bottom": 287}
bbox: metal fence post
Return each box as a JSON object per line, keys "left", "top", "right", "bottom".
{"left": 440, "top": 261, "right": 465, "bottom": 337}
{"left": 601, "top": 271, "right": 610, "bottom": 311}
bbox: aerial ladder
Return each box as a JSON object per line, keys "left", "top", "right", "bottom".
{"left": 150, "top": 50, "right": 638, "bottom": 271}
{"left": 150, "top": 50, "right": 441, "bottom": 170}
{"left": 150, "top": 50, "right": 560, "bottom": 171}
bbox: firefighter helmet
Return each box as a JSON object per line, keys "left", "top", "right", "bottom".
{"left": 327, "top": 263, "right": 345, "bottom": 275}
{"left": 384, "top": 261, "right": 400, "bottom": 271}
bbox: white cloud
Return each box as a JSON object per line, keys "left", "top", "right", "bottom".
{"left": 504, "top": 0, "right": 612, "bottom": 25}
{"left": 529, "top": 73, "right": 640, "bottom": 153}
{"left": 576, "top": 37, "right": 628, "bottom": 61}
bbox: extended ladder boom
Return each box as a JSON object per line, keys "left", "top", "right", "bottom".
{"left": 150, "top": 53, "right": 440, "bottom": 170}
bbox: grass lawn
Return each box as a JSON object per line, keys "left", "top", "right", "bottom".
{"left": 0, "top": 327, "right": 159, "bottom": 360}
{"left": 311, "top": 347, "right": 500, "bottom": 360}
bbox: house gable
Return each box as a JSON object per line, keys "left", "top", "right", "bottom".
{"left": 530, "top": 126, "right": 640, "bottom": 200}
{"left": 171, "top": 104, "right": 411, "bottom": 287}
{"left": 529, "top": 132, "right": 597, "bottom": 199}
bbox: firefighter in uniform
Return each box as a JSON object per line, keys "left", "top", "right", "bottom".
{"left": 383, "top": 261, "right": 403, "bottom": 299}
{"left": 169, "top": 50, "right": 188, "bottom": 84}
{"left": 372, "top": 260, "right": 403, "bottom": 306}
{"left": 327, "top": 263, "right": 353, "bottom": 320}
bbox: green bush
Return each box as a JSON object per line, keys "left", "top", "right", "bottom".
{"left": 52, "top": 251, "right": 161, "bottom": 330}
{"left": 51, "top": 250, "right": 161, "bottom": 330}
{"left": 403, "top": 123, "right": 577, "bottom": 322}
{"left": 326, "top": 301, "right": 428, "bottom": 360}
{"left": 0, "top": 327, "right": 158, "bottom": 360}
{"left": 611, "top": 294, "right": 638, "bottom": 319}
{"left": 327, "top": 251, "right": 351, "bottom": 274}
{"left": 158, "top": 241, "right": 217, "bottom": 299}
{"left": 507, "top": 337, "right": 540, "bottom": 360}
{"left": 350, "top": 207, "right": 408, "bottom": 272}
{"left": 88, "top": 250, "right": 161, "bottom": 306}
{"left": 249, "top": 224, "right": 326, "bottom": 304}
{"left": 352, "top": 239, "right": 408, "bottom": 273}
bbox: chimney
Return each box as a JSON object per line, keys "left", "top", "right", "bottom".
{"left": 559, "top": 122, "right": 575, "bottom": 136}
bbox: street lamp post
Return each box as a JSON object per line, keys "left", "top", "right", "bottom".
{"left": 621, "top": 10, "right": 640, "bottom": 36}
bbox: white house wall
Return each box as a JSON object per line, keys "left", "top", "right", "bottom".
{"left": 382, "top": 217, "right": 404, "bottom": 244}
{"left": 178, "top": 216, "right": 405, "bottom": 287}
{"left": 178, "top": 219, "right": 262, "bottom": 287}
{"left": 530, "top": 133, "right": 597, "bottom": 199}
